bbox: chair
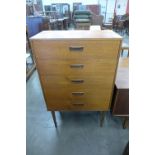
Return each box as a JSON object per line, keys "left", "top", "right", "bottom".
{"left": 113, "top": 14, "right": 129, "bottom": 34}
{"left": 73, "top": 10, "right": 92, "bottom": 30}
{"left": 40, "top": 17, "right": 50, "bottom": 30}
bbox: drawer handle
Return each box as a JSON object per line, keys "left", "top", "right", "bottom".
{"left": 71, "top": 101, "right": 85, "bottom": 105}
{"left": 71, "top": 79, "right": 84, "bottom": 83}
{"left": 72, "top": 92, "right": 85, "bottom": 96}
{"left": 70, "top": 64, "right": 84, "bottom": 68}
{"left": 69, "top": 46, "right": 84, "bottom": 51}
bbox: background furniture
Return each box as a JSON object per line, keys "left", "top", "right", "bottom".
{"left": 123, "top": 15, "right": 129, "bottom": 35}
{"left": 57, "top": 18, "right": 64, "bottom": 30}
{"left": 49, "top": 17, "right": 69, "bottom": 30}
{"left": 90, "top": 25, "right": 101, "bottom": 30}
{"left": 73, "top": 10, "right": 92, "bottom": 30}
{"left": 73, "top": 2, "right": 82, "bottom": 12}
{"left": 86, "top": 4, "right": 101, "bottom": 15}
{"left": 30, "top": 30, "right": 122, "bottom": 127}
{"left": 26, "top": 16, "right": 43, "bottom": 37}
{"left": 40, "top": 17, "right": 50, "bottom": 30}
{"left": 111, "top": 57, "right": 129, "bottom": 128}
{"left": 76, "top": 23, "right": 91, "bottom": 30}
{"left": 26, "top": 26, "right": 36, "bottom": 81}
{"left": 103, "top": 23, "right": 113, "bottom": 30}
{"left": 91, "top": 13, "right": 104, "bottom": 29}
{"left": 121, "top": 42, "right": 129, "bottom": 57}
{"left": 44, "top": 5, "right": 51, "bottom": 12}
{"left": 123, "top": 141, "right": 129, "bottom": 155}
{"left": 72, "top": 2, "right": 82, "bottom": 22}
{"left": 51, "top": 3, "right": 71, "bottom": 22}
{"left": 113, "top": 14, "right": 129, "bottom": 34}
{"left": 63, "top": 17, "right": 69, "bottom": 30}
{"left": 26, "top": 16, "right": 52, "bottom": 37}
{"left": 26, "top": 4, "right": 33, "bottom": 16}
{"left": 26, "top": 0, "right": 43, "bottom": 16}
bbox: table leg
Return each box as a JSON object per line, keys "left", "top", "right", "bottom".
{"left": 121, "top": 49, "right": 124, "bottom": 57}
{"left": 123, "top": 117, "right": 129, "bottom": 129}
{"left": 100, "top": 111, "right": 105, "bottom": 127}
{"left": 51, "top": 111, "right": 57, "bottom": 128}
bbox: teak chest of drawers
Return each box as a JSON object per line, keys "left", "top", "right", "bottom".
{"left": 30, "top": 30, "right": 122, "bottom": 127}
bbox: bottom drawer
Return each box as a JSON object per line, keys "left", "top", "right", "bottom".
{"left": 45, "top": 99, "right": 110, "bottom": 111}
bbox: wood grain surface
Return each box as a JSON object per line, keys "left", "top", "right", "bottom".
{"left": 31, "top": 30, "right": 122, "bottom": 111}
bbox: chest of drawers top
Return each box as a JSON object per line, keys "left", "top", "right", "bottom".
{"left": 30, "top": 30, "right": 122, "bottom": 41}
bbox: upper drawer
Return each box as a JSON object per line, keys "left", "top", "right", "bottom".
{"left": 32, "top": 40, "right": 120, "bottom": 60}
{"left": 36, "top": 59, "right": 116, "bottom": 76}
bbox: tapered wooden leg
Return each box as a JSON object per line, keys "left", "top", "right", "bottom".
{"left": 51, "top": 111, "right": 57, "bottom": 128}
{"left": 121, "top": 49, "right": 124, "bottom": 57}
{"left": 100, "top": 111, "right": 105, "bottom": 127}
{"left": 59, "top": 111, "right": 64, "bottom": 119}
{"left": 123, "top": 117, "right": 129, "bottom": 129}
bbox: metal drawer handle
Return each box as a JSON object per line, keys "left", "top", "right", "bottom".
{"left": 72, "top": 92, "right": 85, "bottom": 96}
{"left": 72, "top": 102, "right": 85, "bottom": 105}
{"left": 70, "top": 64, "right": 84, "bottom": 68}
{"left": 69, "top": 46, "right": 84, "bottom": 51}
{"left": 71, "top": 101, "right": 85, "bottom": 105}
{"left": 71, "top": 79, "right": 84, "bottom": 83}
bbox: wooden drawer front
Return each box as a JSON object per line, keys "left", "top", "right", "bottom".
{"left": 40, "top": 75, "right": 113, "bottom": 89}
{"left": 37, "top": 59, "right": 116, "bottom": 76}
{"left": 32, "top": 40, "right": 120, "bottom": 60}
{"left": 46, "top": 101, "right": 109, "bottom": 111}
{"left": 45, "top": 96, "right": 110, "bottom": 106}
{"left": 43, "top": 86, "right": 111, "bottom": 101}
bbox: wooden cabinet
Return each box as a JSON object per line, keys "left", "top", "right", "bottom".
{"left": 30, "top": 30, "right": 122, "bottom": 127}
{"left": 112, "top": 58, "right": 129, "bottom": 116}
{"left": 111, "top": 58, "right": 129, "bottom": 128}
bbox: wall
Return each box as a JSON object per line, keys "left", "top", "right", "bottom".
{"left": 115, "top": 0, "right": 128, "bottom": 15}
{"left": 99, "top": 0, "right": 116, "bottom": 23}
{"left": 126, "top": 0, "right": 129, "bottom": 14}
{"left": 98, "top": 0, "right": 128, "bottom": 23}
